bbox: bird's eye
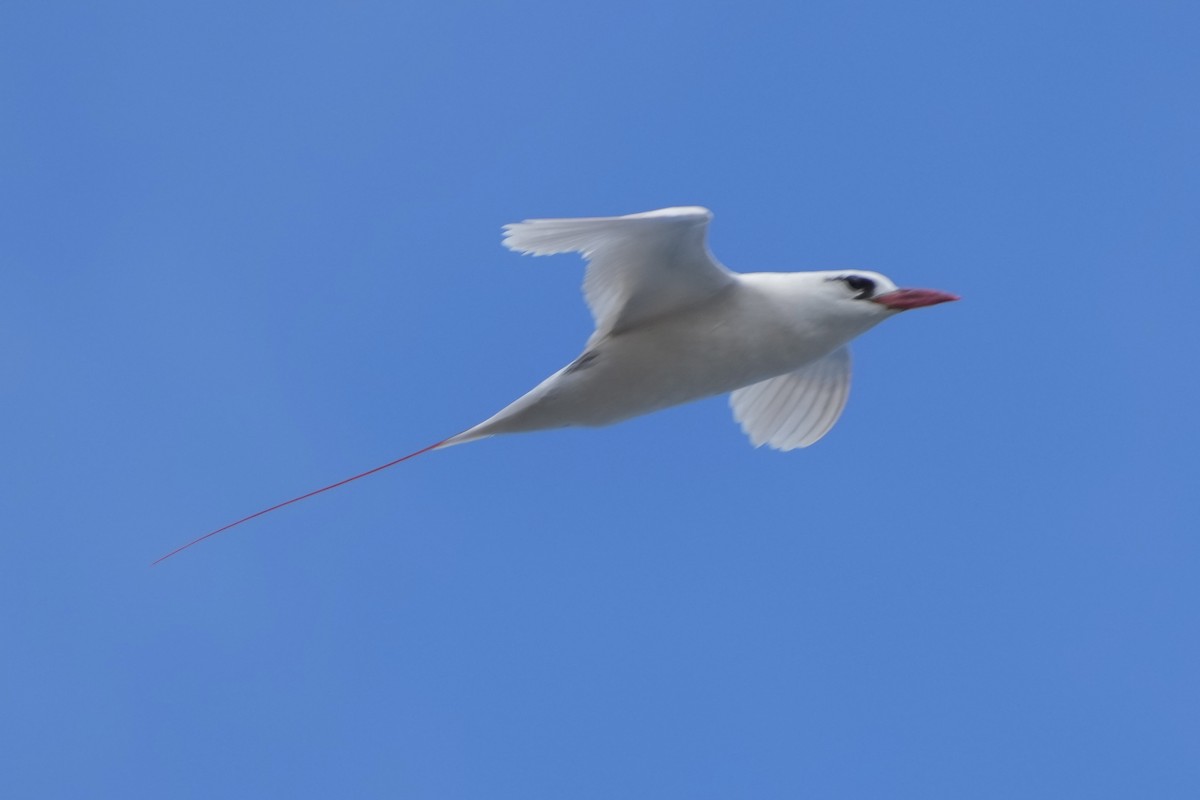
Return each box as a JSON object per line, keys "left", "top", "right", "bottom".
{"left": 841, "top": 275, "right": 875, "bottom": 298}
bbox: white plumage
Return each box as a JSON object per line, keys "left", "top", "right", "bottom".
{"left": 446, "top": 206, "right": 957, "bottom": 451}
{"left": 155, "top": 205, "right": 959, "bottom": 563}
{"left": 730, "top": 346, "right": 851, "bottom": 451}
{"left": 502, "top": 206, "right": 734, "bottom": 337}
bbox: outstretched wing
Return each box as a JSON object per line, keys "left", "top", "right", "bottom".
{"left": 729, "top": 347, "right": 852, "bottom": 451}
{"left": 502, "top": 206, "right": 735, "bottom": 335}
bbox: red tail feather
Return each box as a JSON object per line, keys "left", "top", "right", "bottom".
{"left": 152, "top": 438, "right": 450, "bottom": 566}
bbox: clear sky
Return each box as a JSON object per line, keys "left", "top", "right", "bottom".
{"left": 3, "top": 1, "right": 1198, "bottom": 797}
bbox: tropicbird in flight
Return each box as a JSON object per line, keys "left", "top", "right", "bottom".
{"left": 156, "top": 206, "right": 957, "bottom": 563}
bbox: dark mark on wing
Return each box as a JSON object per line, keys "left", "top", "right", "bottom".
{"left": 565, "top": 351, "right": 599, "bottom": 374}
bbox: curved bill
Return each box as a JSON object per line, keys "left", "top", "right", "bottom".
{"left": 871, "top": 288, "right": 960, "bottom": 311}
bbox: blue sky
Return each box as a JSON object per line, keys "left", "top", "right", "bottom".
{"left": 3, "top": 1, "right": 1198, "bottom": 797}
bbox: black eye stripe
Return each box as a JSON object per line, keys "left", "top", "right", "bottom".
{"left": 838, "top": 275, "right": 876, "bottom": 298}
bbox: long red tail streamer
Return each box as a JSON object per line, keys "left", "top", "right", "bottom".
{"left": 152, "top": 438, "right": 449, "bottom": 566}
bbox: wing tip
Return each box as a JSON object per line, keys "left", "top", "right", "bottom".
{"left": 500, "top": 206, "right": 714, "bottom": 255}
{"left": 623, "top": 205, "right": 712, "bottom": 221}
{"left": 500, "top": 221, "right": 570, "bottom": 256}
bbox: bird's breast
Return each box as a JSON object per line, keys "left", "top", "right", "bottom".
{"left": 546, "top": 288, "right": 839, "bottom": 426}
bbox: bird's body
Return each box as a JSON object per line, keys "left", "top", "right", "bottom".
{"left": 455, "top": 271, "right": 890, "bottom": 441}
{"left": 446, "top": 206, "right": 956, "bottom": 449}
{"left": 155, "top": 205, "right": 957, "bottom": 563}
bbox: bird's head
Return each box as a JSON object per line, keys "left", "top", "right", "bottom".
{"left": 815, "top": 270, "right": 959, "bottom": 318}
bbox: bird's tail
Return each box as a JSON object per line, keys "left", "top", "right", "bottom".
{"left": 152, "top": 430, "right": 490, "bottom": 566}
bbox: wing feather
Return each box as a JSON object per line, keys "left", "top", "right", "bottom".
{"left": 729, "top": 347, "right": 852, "bottom": 450}
{"left": 502, "top": 206, "right": 735, "bottom": 335}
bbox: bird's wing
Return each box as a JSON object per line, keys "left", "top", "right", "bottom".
{"left": 729, "top": 347, "right": 852, "bottom": 450}
{"left": 502, "top": 206, "right": 735, "bottom": 335}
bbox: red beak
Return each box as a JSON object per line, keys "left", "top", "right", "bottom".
{"left": 871, "top": 288, "right": 960, "bottom": 311}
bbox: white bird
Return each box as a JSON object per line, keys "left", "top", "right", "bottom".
{"left": 156, "top": 206, "right": 957, "bottom": 563}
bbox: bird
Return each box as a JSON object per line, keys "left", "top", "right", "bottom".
{"left": 154, "top": 206, "right": 957, "bottom": 563}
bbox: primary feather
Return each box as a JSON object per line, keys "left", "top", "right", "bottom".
{"left": 502, "top": 206, "right": 735, "bottom": 336}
